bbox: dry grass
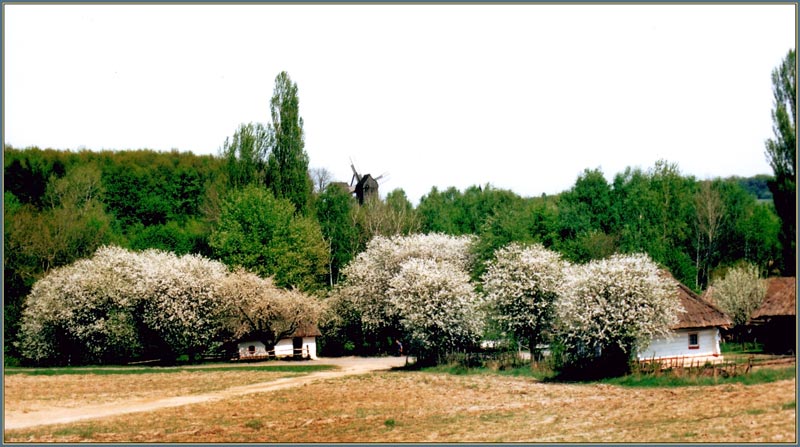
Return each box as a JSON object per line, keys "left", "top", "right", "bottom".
{"left": 4, "top": 370, "right": 795, "bottom": 443}
{"left": 4, "top": 369, "right": 298, "bottom": 414}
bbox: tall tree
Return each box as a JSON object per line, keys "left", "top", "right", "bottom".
{"left": 265, "top": 71, "right": 313, "bottom": 215}
{"left": 209, "top": 186, "right": 329, "bottom": 292}
{"left": 764, "top": 49, "right": 796, "bottom": 275}
{"left": 220, "top": 122, "right": 269, "bottom": 190}
{"left": 315, "top": 184, "right": 361, "bottom": 286}
{"left": 694, "top": 180, "right": 726, "bottom": 289}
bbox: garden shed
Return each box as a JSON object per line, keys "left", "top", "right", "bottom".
{"left": 638, "top": 280, "right": 732, "bottom": 366}
{"left": 236, "top": 323, "right": 322, "bottom": 361}
{"left": 748, "top": 277, "right": 796, "bottom": 354}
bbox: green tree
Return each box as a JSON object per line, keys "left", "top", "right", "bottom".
{"left": 693, "top": 180, "right": 726, "bottom": 290}
{"left": 612, "top": 161, "right": 697, "bottom": 288}
{"left": 764, "top": 49, "right": 796, "bottom": 275}
{"left": 473, "top": 196, "right": 558, "bottom": 280}
{"left": 265, "top": 71, "right": 313, "bottom": 215}
{"left": 315, "top": 184, "right": 361, "bottom": 286}
{"left": 209, "top": 186, "right": 328, "bottom": 292}
{"left": 556, "top": 168, "right": 618, "bottom": 262}
{"left": 221, "top": 122, "right": 269, "bottom": 189}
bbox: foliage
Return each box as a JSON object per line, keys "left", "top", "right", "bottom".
{"left": 4, "top": 164, "right": 114, "bottom": 359}
{"left": 472, "top": 195, "right": 559, "bottom": 279}
{"left": 315, "top": 184, "right": 361, "bottom": 286}
{"left": 710, "top": 263, "right": 767, "bottom": 327}
{"left": 326, "top": 233, "right": 479, "bottom": 360}
{"left": 351, "top": 192, "right": 420, "bottom": 245}
{"left": 220, "top": 122, "right": 269, "bottom": 189}
{"left": 482, "top": 243, "right": 568, "bottom": 359}
{"left": 612, "top": 161, "right": 698, "bottom": 288}
{"left": 417, "top": 184, "right": 523, "bottom": 236}
{"left": 764, "top": 48, "right": 796, "bottom": 275}
{"left": 693, "top": 180, "right": 726, "bottom": 289}
{"left": 209, "top": 186, "right": 329, "bottom": 291}
{"left": 555, "top": 254, "right": 682, "bottom": 378}
{"left": 265, "top": 71, "right": 313, "bottom": 215}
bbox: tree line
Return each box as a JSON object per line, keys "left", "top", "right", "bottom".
{"left": 5, "top": 50, "right": 795, "bottom": 365}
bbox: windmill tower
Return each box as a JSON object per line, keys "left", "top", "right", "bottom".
{"left": 350, "top": 159, "right": 387, "bottom": 205}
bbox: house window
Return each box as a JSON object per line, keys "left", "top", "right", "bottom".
{"left": 688, "top": 333, "right": 699, "bottom": 349}
{"left": 248, "top": 345, "right": 256, "bottom": 354}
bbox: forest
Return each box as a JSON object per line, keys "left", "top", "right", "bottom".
{"left": 4, "top": 56, "right": 795, "bottom": 365}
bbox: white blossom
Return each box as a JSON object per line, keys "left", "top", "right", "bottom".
{"left": 329, "top": 233, "right": 482, "bottom": 360}
{"left": 18, "top": 246, "right": 230, "bottom": 364}
{"left": 481, "top": 243, "right": 568, "bottom": 355}
{"left": 710, "top": 263, "right": 766, "bottom": 326}
{"left": 388, "top": 258, "right": 484, "bottom": 358}
{"left": 556, "top": 253, "right": 682, "bottom": 364}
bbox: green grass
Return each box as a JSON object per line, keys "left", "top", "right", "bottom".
{"left": 244, "top": 419, "right": 264, "bottom": 430}
{"left": 4, "top": 364, "right": 336, "bottom": 376}
{"left": 721, "top": 341, "right": 765, "bottom": 354}
{"left": 420, "top": 361, "right": 794, "bottom": 388}
{"left": 601, "top": 366, "right": 796, "bottom": 388}
{"left": 417, "top": 363, "right": 556, "bottom": 381}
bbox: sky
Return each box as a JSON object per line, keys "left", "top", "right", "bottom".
{"left": 4, "top": 4, "right": 796, "bottom": 204}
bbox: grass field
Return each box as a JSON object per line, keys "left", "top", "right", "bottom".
{"left": 3, "top": 364, "right": 795, "bottom": 443}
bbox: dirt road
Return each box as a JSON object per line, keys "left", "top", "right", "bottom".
{"left": 4, "top": 356, "right": 408, "bottom": 431}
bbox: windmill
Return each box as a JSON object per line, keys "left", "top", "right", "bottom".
{"left": 350, "top": 159, "right": 388, "bottom": 204}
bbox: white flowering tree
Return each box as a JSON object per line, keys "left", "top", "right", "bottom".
{"left": 218, "top": 269, "right": 321, "bottom": 353}
{"left": 137, "top": 249, "right": 230, "bottom": 361}
{"left": 17, "top": 246, "right": 145, "bottom": 365}
{"left": 482, "top": 243, "right": 569, "bottom": 361}
{"left": 328, "top": 233, "right": 482, "bottom": 361}
{"left": 17, "top": 246, "right": 232, "bottom": 365}
{"left": 388, "top": 258, "right": 484, "bottom": 362}
{"left": 555, "top": 254, "right": 682, "bottom": 377}
{"left": 710, "top": 263, "right": 766, "bottom": 328}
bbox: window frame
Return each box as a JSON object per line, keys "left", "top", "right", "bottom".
{"left": 688, "top": 332, "right": 699, "bottom": 350}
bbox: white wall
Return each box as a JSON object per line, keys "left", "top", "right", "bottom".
{"left": 238, "top": 337, "right": 318, "bottom": 360}
{"left": 638, "top": 328, "right": 721, "bottom": 361}
{"left": 238, "top": 341, "right": 268, "bottom": 358}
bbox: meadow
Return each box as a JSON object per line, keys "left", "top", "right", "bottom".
{"left": 3, "top": 361, "right": 795, "bottom": 443}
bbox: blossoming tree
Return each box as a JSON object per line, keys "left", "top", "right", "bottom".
{"left": 710, "top": 263, "right": 766, "bottom": 333}
{"left": 388, "top": 258, "right": 484, "bottom": 362}
{"left": 218, "top": 269, "right": 321, "bottom": 352}
{"left": 481, "top": 243, "right": 569, "bottom": 361}
{"left": 17, "top": 246, "right": 321, "bottom": 365}
{"left": 555, "top": 253, "right": 682, "bottom": 376}
{"left": 326, "top": 233, "right": 483, "bottom": 362}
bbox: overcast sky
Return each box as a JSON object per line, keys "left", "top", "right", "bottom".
{"left": 4, "top": 4, "right": 796, "bottom": 204}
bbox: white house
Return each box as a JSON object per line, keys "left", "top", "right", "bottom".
{"left": 236, "top": 323, "right": 322, "bottom": 361}
{"left": 638, "top": 280, "right": 732, "bottom": 367}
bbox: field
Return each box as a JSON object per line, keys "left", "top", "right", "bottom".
{"left": 3, "top": 359, "right": 796, "bottom": 443}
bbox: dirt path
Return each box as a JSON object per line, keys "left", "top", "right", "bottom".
{"left": 4, "top": 356, "right": 408, "bottom": 431}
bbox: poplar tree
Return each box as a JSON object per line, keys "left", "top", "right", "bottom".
{"left": 764, "top": 49, "right": 796, "bottom": 275}
{"left": 265, "top": 71, "right": 313, "bottom": 215}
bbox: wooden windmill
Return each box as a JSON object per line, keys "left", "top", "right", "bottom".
{"left": 350, "top": 159, "right": 387, "bottom": 205}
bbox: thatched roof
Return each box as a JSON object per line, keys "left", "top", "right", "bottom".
{"left": 750, "top": 277, "right": 796, "bottom": 320}
{"left": 672, "top": 282, "right": 732, "bottom": 330}
{"left": 291, "top": 322, "right": 322, "bottom": 338}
